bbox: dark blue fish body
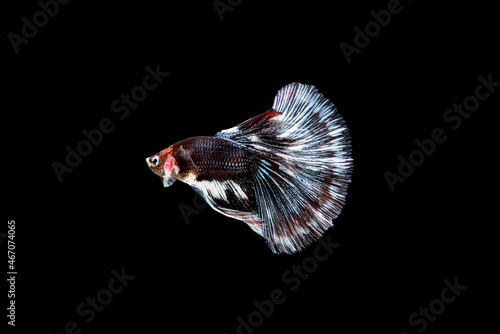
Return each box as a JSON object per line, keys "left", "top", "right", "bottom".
{"left": 146, "top": 83, "right": 353, "bottom": 254}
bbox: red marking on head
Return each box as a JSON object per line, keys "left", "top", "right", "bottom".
{"left": 159, "top": 146, "right": 173, "bottom": 158}
{"left": 164, "top": 154, "right": 175, "bottom": 173}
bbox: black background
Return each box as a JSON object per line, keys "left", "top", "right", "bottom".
{"left": 4, "top": 0, "right": 498, "bottom": 333}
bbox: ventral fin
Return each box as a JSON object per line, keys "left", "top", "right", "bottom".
{"left": 188, "top": 177, "right": 263, "bottom": 235}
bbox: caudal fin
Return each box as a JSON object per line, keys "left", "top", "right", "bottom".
{"left": 215, "top": 83, "right": 353, "bottom": 254}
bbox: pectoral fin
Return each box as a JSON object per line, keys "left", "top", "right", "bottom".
{"left": 163, "top": 176, "right": 176, "bottom": 187}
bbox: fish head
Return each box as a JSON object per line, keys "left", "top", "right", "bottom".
{"left": 145, "top": 145, "right": 178, "bottom": 187}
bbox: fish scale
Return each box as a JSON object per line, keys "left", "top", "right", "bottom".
{"left": 177, "top": 136, "right": 255, "bottom": 175}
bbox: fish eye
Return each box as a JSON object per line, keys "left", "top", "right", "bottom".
{"left": 150, "top": 155, "right": 160, "bottom": 166}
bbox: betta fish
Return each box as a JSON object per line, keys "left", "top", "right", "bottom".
{"left": 146, "top": 83, "right": 353, "bottom": 254}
